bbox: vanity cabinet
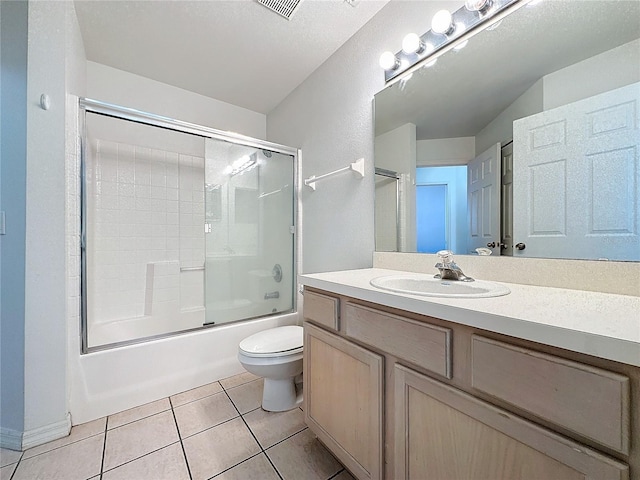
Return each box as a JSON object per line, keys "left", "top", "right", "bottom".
{"left": 304, "top": 321, "right": 384, "bottom": 480}
{"left": 302, "top": 287, "right": 639, "bottom": 480}
{"left": 394, "top": 364, "right": 628, "bottom": 480}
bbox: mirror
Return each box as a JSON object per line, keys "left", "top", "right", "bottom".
{"left": 374, "top": 0, "right": 640, "bottom": 261}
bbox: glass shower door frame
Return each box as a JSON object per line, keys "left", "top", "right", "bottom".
{"left": 78, "top": 97, "right": 300, "bottom": 353}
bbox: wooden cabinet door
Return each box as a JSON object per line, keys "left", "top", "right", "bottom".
{"left": 394, "top": 364, "right": 628, "bottom": 480}
{"left": 304, "top": 322, "right": 383, "bottom": 480}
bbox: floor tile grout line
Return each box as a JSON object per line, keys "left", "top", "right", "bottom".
{"left": 169, "top": 397, "right": 193, "bottom": 480}
{"left": 100, "top": 440, "right": 183, "bottom": 476}
{"left": 262, "top": 425, "right": 308, "bottom": 451}
{"left": 18, "top": 429, "right": 105, "bottom": 461}
{"left": 206, "top": 451, "right": 264, "bottom": 480}
{"left": 179, "top": 413, "right": 241, "bottom": 442}
{"left": 99, "top": 417, "right": 108, "bottom": 479}
{"left": 222, "top": 388, "right": 284, "bottom": 480}
{"left": 107, "top": 404, "right": 172, "bottom": 431}
{"left": 7, "top": 451, "right": 23, "bottom": 480}
{"left": 219, "top": 377, "right": 261, "bottom": 393}
{"left": 327, "top": 468, "right": 347, "bottom": 480}
{"left": 170, "top": 382, "right": 225, "bottom": 409}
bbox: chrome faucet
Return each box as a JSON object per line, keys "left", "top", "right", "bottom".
{"left": 434, "top": 250, "right": 474, "bottom": 282}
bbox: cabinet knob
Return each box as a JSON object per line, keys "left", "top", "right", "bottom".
{"left": 515, "top": 243, "right": 526, "bottom": 251}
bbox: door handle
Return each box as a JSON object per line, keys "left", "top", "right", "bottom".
{"left": 515, "top": 243, "right": 526, "bottom": 250}
{"left": 486, "top": 242, "right": 497, "bottom": 248}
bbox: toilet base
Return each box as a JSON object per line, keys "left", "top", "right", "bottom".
{"left": 262, "top": 377, "right": 303, "bottom": 412}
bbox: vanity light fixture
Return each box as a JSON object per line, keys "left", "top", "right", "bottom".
{"left": 381, "top": 0, "right": 523, "bottom": 83}
{"left": 402, "top": 33, "right": 426, "bottom": 55}
{"left": 431, "top": 10, "right": 455, "bottom": 35}
{"left": 379, "top": 51, "right": 400, "bottom": 71}
{"left": 465, "top": 0, "right": 491, "bottom": 12}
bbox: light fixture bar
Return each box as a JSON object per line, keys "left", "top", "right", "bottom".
{"left": 383, "top": 0, "right": 524, "bottom": 83}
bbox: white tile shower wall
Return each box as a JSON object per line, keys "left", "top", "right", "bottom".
{"left": 87, "top": 139, "right": 205, "bottom": 325}
{"left": 178, "top": 154, "right": 205, "bottom": 269}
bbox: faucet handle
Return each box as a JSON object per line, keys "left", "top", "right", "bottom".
{"left": 436, "top": 250, "right": 454, "bottom": 265}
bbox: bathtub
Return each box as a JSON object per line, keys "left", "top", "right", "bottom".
{"left": 69, "top": 311, "right": 299, "bottom": 424}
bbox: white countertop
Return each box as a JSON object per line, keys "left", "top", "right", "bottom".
{"left": 299, "top": 268, "right": 640, "bottom": 367}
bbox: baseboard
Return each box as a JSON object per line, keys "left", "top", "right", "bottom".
{"left": 21, "top": 414, "right": 72, "bottom": 450}
{"left": 0, "top": 427, "right": 23, "bottom": 451}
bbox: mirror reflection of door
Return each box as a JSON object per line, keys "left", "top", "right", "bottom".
{"left": 501, "top": 143, "right": 514, "bottom": 256}
{"left": 513, "top": 82, "right": 640, "bottom": 260}
{"left": 467, "top": 143, "right": 502, "bottom": 255}
{"left": 416, "top": 166, "right": 468, "bottom": 254}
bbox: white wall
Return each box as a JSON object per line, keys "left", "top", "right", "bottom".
{"left": 417, "top": 137, "right": 475, "bottom": 167}
{"left": 543, "top": 39, "right": 640, "bottom": 111}
{"left": 475, "top": 79, "right": 543, "bottom": 156}
{"left": 86, "top": 62, "right": 267, "bottom": 140}
{"left": 0, "top": 0, "right": 83, "bottom": 450}
{"left": 267, "top": 0, "right": 464, "bottom": 274}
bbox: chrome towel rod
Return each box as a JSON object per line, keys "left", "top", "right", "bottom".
{"left": 180, "top": 265, "right": 204, "bottom": 272}
{"left": 304, "top": 158, "right": 365, "bottom": 190}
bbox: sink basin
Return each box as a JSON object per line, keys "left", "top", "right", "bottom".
{"left": 370, "top": 274, "right": 510, "bottom": 298}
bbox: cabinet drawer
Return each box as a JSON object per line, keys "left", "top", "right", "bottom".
{"left": 344, "top": 302, "right": 451, "bottom": 378}
{"left": 303, "top": 290, "right": 339, "bottom": 330}
{"left": 471, "top": 335, "right": 630, "bottom": 454}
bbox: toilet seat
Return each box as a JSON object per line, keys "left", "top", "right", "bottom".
{"left": 239, "top": 325, "right": 303, "bottom": 358}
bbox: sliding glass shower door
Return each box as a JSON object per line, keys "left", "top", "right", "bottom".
{"left": 80, "top": 99, "right": 297, "bottom": 352}
{"left": 203, "top": 139, "right": 295, "bottom": 325}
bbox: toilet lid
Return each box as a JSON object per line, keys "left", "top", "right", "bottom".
{"left": 239, "top": 326, "right": 303, "bottom": 357}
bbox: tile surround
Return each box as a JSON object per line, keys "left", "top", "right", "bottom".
{"left": 5, "top": 371, "right": 350, "bottom": 480}
{"left": 86, "top": 135, "right": 206, "bottom": 343}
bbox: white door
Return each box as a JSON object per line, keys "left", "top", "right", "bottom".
{"left": 513, "top": 82, "right": 640, "bottom": 260}
{"left": 501, "top": 143, "right": 514, "bottom": 256}
{"left": 467, "top": 143, "right": 501, "bottom": 255}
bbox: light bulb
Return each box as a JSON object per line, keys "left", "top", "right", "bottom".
{"left": 379, "top": 51, "right": 399, "bottom": 70}
{"left": 431, "top": 9, "right": 454, "bottom": 35}
{"left": 223, "top": 165, "right": 233, "bottom": 175}
{"left": 402, "top": 33, "right": 425, "bottom": 55}
{"left": 465, "top": 0, "right": 490, "bottom": 12}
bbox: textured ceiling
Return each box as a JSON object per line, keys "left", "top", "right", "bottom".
{"left": 74, "top": 0, "right": 390, "bottom": 114}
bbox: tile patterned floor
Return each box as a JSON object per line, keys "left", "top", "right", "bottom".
{"left": 0, "top": 371, "right": 353, "bottom": 480}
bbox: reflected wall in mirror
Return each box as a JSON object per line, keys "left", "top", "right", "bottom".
{"left": 374, "top": 0, "right": 640, "bottom": 261}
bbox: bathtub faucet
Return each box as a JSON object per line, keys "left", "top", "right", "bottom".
{"left": 434, "top": 250, "right": 474, "bottom": 282}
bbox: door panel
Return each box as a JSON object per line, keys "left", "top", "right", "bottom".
{"left": 513, "top": 82, "right": 640, "bottom": 260}
{"left": 467, "top": 143, "right": 501, "bottom": 254}
{"left": 501, "top": 143, "right": 514, "bottom": 256}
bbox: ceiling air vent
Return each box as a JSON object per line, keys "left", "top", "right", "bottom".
{"left": 257, "top": 0, "right": 303, "bottom": 20}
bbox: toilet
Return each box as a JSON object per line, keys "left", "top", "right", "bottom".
{"left": 238, "top": 325, "right": 303, "bottom": 412}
